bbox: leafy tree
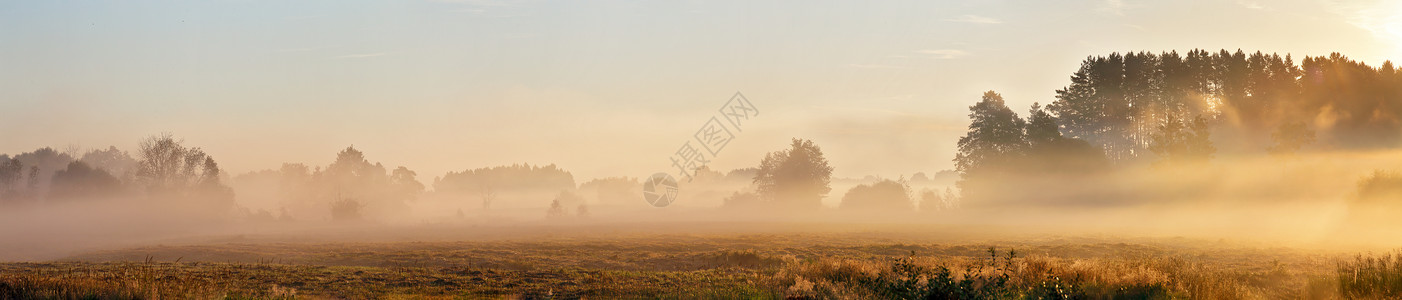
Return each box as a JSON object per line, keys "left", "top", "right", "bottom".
{"left": 1353, "top": 170, "right": 1402, "bottom": 205}
{"left": 8, "top": 147, "right": 75, "bottom": 197}
{"left": 329, "top": 198, "right": 364, "bottom": 221}
{"left": 1022, "top": 104, "right": 1110, "bottom": 175}
{"left": 955, "top": 92, "right": 1109, "bottom": 205}
{"left": 753, "top": 138, "right": 833, "bottom": 210}
{"left": 918, "top": 188, "right": 946, "bottom": 212}
{"left": 838, "top": 179, "right": 913, "bottom": 211}
{"left": 910, "top": 172, "right": 930, "bottom": 183}
{"left": 313, "top": 146, "right": 421, "bottom": 219}
{"left": 391, "top": 166, "right": 424, "bottom": 202}
{"left": 954, "top": 91, "right": 1026, "bottom": 188}
{"left": 48, "top": 161, "right": 124, "bottom": 202}
{"left": 80, "top": 146, "right": 138, "bottom": 180}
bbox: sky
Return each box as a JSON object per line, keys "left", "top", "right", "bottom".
{"left": 2, "top": 0, "right": 1401, "bottom": 184}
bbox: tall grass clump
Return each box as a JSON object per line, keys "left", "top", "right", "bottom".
{"left": 1338, "top": 251, "right": 1402, "bottom": 298}
{"left": 858, "top": 248, "right": 1023, "bottom": 299}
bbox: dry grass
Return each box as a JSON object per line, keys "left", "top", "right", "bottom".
{"left": 0, "top": 232, "right": 1369, "bottom": 299}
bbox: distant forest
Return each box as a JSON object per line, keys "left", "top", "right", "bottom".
{"left": 956, "top": 49, "right": 1402, "bottom": 205}
{"left": 4, "top": 49, "right": 1402, "bottom": 218}
{"left": 1049, "top": 50, "right": 1402, "bottom": 159}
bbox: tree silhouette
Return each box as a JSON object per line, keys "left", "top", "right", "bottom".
{"left": 838, "top": 179, "right": 913, "bottom": 211}
{"left": 1148, "top": 115, "right": 1215, "bottom": 165}
{"left": 1044, "top": 49, "right": 1402, "bottom": 158}
{"left": 954, "top": 91, "right": 1108, "bottom": 205}
{"left": 1268, "top": 121, "right": 1316, "bottom": 155}
{"left": 314, "top": 146, "right": 420, "bottom": 219}
{"left": 434, "top": 163, "right": 576, "bottom": 209}
{"left": 0, "top": 158, "right": 22, "bottom": 201}
{"left": 547, "top": 191, "right": 581, "bottom": 219}
{"left": 48, "top": 161, "right": 124, "bottom": 202}
{"left": 79, "top": 146, "right": 137, "bottom": 181}
{"left": 578, "top": 177, "right": 640, "bottom": 205}
{"left": 955, "top": 91, "right": 1026, "bottom": 190}
{"left": 391, "top": 166, "right": 424, "bottom": 203}
{"left": 753, "top": 138, "right": 833, "bottom": 210}
{"left": 7, "top": 147, "right": 75, "bottom": 199}
{"left": 134, "top": 133, "right": 233, "bottom": 211}
{"left": 1024, "top": 102, "right": 1061, "bottom": 148}
{"left": 721, "top": 191, "right": 763, "bottom": 210}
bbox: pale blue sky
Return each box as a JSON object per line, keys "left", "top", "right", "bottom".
{"left": 2, "top": 0, "right": 1399, "bottom": 181}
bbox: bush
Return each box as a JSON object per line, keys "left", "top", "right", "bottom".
{"left": 1353, "top": 170, "right": 1402, "bottom": 204}
{"left": 839, "top": 179, "right": 913, "bottom": 211}
{"left": 547, "top": 191, "right": 581, "bottom": 219}
{"left": 330, "top": 198, "right": 364, "bottom": 221}
{"left": 918, "top": 188, "right": 958, "bottom": 212}
{"left": 858, "top": 247, "right": 1019, "bottom": 299}
{"left": 547, "top": 199, "right": 566, "bottom": 219}
{"left": 721, "top": 191, "right": 764, "bottom": 209}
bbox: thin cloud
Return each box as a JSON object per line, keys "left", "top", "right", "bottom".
{"left": 847, "top": 63, "right": 907, "bottom": 69}
{"left": 916, "top": 49, "right": 969, "bottom": 59}
{"left": 1098, "top": 0, "right": 1126, "bottom": 16}
{"left": 333, "top": 53, "right": 387, "bottom": 59}
{"left": 1327, "top": 0, "right": 1402, "bottom": 45}
{"left": 944, "top": 15, "right": 1002, "bottom": 24}
{"left": 1237, "top": 0, "right": 1265, "bottom": 10}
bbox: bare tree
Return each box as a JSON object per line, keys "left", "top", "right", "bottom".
{"left": 134, "top": 133, "right": 233, "bottom": 210}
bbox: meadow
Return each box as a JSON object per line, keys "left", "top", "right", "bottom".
{"left": 0, "top": 222, "right": 1389, "bottom": 299}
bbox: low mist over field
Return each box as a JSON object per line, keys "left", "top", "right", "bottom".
{"left": 9, "top": 0, "right": 1402, "bottom": 298}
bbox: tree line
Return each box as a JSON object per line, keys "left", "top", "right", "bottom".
{"left": 13, "top": 49, "right": 1398, "bottom": 216}
{"left": 954, "top": 49, "right": 1402, "bottom": 205}
{"left": 0, "top": 134, "right": 234, "bottom": 214}
{"left": 1051, "top": 50, "right": 1401, "bottom": 161}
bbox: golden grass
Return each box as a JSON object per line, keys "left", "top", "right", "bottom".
{"left": 0, "top": 233, "right": 1371, "bottom": 299}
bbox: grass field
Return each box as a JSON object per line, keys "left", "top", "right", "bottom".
{"left": 2, "top": 222, "right": 1388, "bottom": 299}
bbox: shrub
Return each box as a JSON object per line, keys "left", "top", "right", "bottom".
{"left": 1353, "top": 170, "right": 1402, "bottom": 204}
{"left": 721, "top": 191, "right": 764, "bottom": 209}
{"left": 547, "top": 199, "right": 566, "bottom": 219}
{"left": 857, "top": 247, "right": 1019, "bottom": 299}
{"left": 330, "top": 198, "right": 364, "bottom": 221}
{"left": 839, "top": 179, "right": 913, "bottom": 211}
